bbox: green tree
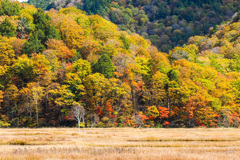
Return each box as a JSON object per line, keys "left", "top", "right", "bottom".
{"left": 0, "top": 0, "right": 20, "bottom": 16}
{"left": 0, "top": 17, "right": 16, "bottom": 38}
{"left": 92, "top": 54, "right": 115, "bottom": 78}
{"left": 13, "top": 55, "right": 37, "bottom": 86}
{"left": 22, "top": 31, "right": 46, "bottom": 55}
{"left": 32, "top": 9, "right": 60, "bottom": 44}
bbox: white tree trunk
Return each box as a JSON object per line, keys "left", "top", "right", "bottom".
{"left": 78, "top": 118, "right": 80, "bottom": 133}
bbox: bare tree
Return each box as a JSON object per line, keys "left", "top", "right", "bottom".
{"left": 134, "top": 114, "right": 144, "bottom": 128}
{"left": 71, "top": 104, "right": 85, "bottom": 133}
{"left": 89, "top": 113, "right": 99, "bottom": 134}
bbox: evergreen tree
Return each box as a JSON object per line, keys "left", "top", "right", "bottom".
{"left": 28, "top": 0, "right": 51, "bottom": 10}
{"left": 92, "top": 54, "right": 115, "bottom": 78}
{"left": 167, "top": 69, "right": 178, "bottom": 82}
{"left": 22, "top": 32, "right": 45, "bottom": 55}
{"left": 0, "top": 17, "right": 16, "bottom": 37}
{"left": 32, "top": 9, "right": 60, "bottom": 44}
{"left": 0, "top": 0, "right": 20, "bottom": 16}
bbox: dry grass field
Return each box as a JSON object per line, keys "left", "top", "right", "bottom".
{"left": 0, "top": 128, "right": 240, "bottom": 160}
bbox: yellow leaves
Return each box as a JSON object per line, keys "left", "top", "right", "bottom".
{"left": 184, "top": 92, "right": 210, "bottom": 116}
{"left": 25, "top": 83, "right": 44, "bottom": 107}
{"left": 19, "top": 86, "right": 31, "bottom": 97}
{"left": 221, "top": 42, "right": 240, "bottom": 59}
{"left": 89, "top": 15, "right": 118, "bottom": 41}
{"left": 18, "top": 4, "right": 37, "bottom": 23}
{"left": 174, "top": 59, "right": 218, "bottom": 80}
{"left": 13, "top": 54, "right": 35, "bottom": 71}
{"left": 130, "top": 33, "right": 148, "bottom": 48}
{"left": 226, "top": 71, "right": 240, "bottom": 79}
{"left": 71, "top": 59, "right": 92, "bottom": 77}
{"left": 0, "top": 15, "right": 8, "bottom": 23}
{"left": 151, "top": 71, "right": 168, "bottom": 103}
{"left": 145, "top": 106, "right": 159, "bottom": 119}
{"left": 101, "top": 38, "right": 122, "bottom": 56}
{"left": 0, "top": 90, "right": 3, "bottom": 103}
{"left": 200, "top": 36, "right": 218, "bottom": 50}
{"left": 195, "top": 78, "right": 216, "bottom": 90}
{"left": 59, "top": 7, "right": 91, "bottom": 35}
{"left": 185, "top": 44, "right": 199, "bottom": 55}
{"left": 0, "top": 65, "right": 8, "bottom": 77}
{"left": 79, "top": 36, "right": 101, "bottom": 61}
{"left": 49, "top": 85, "right": 75, "bottom": 107}
{"left": 65, "top": 59, "right": 91, "bottom": 95}
{"left": 45, "top": 39, "right": 73, "bottom": 61}
{"left": 12, "top": 55, "right": 41, "bottom": 85}
{"left": 5, "top": 84, "right": 19, "bottom": 101}
{"left": 169, "top": 44, "right": 198, "bottom": 62}
{"left": 224, "top": 29, "right": 237, "bottom": 41}
{"left": 109, "top": 78, "right": 130, "bottom": 99}
{"left": 60, "top": 18, "right": 85, "bottom": 49}
{"left": 49, "top": 11, "right": 85, "bottom": 50}
{"left": 197, "top": 56, "right": 211, "bottom": 65}
{"left": 59, "top": 7, "right": 86, "bottom": 17}
{"left": 152, "top": 71, "right": 168, "bottom": 84}
{"left": 84, "top": 73, "right": 110, "bottom": 103}
{"left": 187, "top": 36, "right": 206, "bottom": 46}
{"left": 173, "top": 59, "right": 191, "bottom": 78}
{"left": 134, "top": 56, "right": 150, "bottom": 76}
{"left": 0, "top": 36, "right": 15, "bottom": 66}
{"left": 149, "top": 50, "right": 170, "bottom": 74}
{"left": 32, "top": 53, "right": 51, "bottom": 72}
{"left": 12, "top": 38, "right": 25, "bottom": 56}
{"left": 180, "top": 78, "right": 199, "bottom": 99}
{"left": 42, "top": 49, "right": 61, "bottom": 74}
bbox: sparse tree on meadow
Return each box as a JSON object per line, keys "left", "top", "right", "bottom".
{"left": 71, "top": 104, "right": 85, "bottom": 133}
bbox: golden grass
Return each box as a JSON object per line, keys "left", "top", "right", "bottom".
{"left": 0, "top": 128, "right": 240, "bottom": 159}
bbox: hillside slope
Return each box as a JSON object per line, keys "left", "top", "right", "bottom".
{"left": 27, "top": 0, "right": 240, "bottom": 52}
{"left": 0, "top": 0, "right": 240, "bottom": 128}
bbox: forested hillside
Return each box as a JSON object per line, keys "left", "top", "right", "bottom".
{"left": 27, "top": 0, "right": 240, "bottom": 52}
{"left": 1, "top": 0, "right": 240, "bottom": 128}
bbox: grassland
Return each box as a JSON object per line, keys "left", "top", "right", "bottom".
{"left": 0, "top": 128, "right": 240, "bottom": 160}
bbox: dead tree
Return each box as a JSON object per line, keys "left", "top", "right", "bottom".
{"left": 89, "top": 113, "right": 99, "bottom": 134}
{"left": 134, "top": 114, "right": 144, "bottom": 128}
{"left": 71, "top": 104, "right": 85, "bottom": 133}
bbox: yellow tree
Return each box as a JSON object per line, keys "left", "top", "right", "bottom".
{"left": 84, "top": 73, "right": 110, "bottom": 112}
{"left": 27, "top": 83, "right": 44, "bottom": 126}
{"left": 45, "top": 39, "right": 74, "bottom": 62}
{"left": 150, "top": 71, "right": 168, "bottom": 106}
{"left": 19, "top": 87, "right": 32, "bottom": 117}
{"left": 89, "top": 15, "right": 118, "bottom": 42}
{"left": 19, "top": 83, "right": 44, "bottom": 126}
{"left": 32, "top": 53, "right": 53, "bottom": 86}
{"left": 0, "top": 36, "right": 15, "bottom": 66}
{"left": 12, "top": 55, "right": 37, "bottom": 87}
{"left": 49, "top": 11, "right": 85, "bottom": 50}
{"left": 65, "top": 59, "right": 92, "bottom": 101}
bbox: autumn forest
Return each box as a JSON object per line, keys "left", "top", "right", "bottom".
{"left": 1, "top": 0, "right": 240, "bottom": 128}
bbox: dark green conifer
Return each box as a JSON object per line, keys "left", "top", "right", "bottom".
{"left": 92, "top": 54, "right": 115, "bottom": 78}
{"left": 0, "top": 17, "right": 16, "bottom": 38}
